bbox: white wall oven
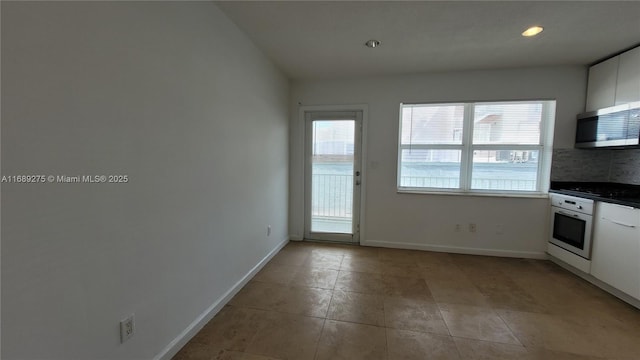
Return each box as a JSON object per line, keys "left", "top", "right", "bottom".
{"left": 549, "top": 193, "right": 594, "bottom": 259}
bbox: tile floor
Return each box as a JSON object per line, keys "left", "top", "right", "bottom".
{"left": 173, "top": 242, "right": 640, "bottom": 360}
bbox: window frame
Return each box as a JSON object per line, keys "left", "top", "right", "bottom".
{"left": 396, "top": 100, "right": 555, "bottom": 197}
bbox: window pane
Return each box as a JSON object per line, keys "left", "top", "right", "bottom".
{"left": 473, "top": 103, "right": 542, "bottom": 145}
{"left": 471, "top": 150, "right": 539, "bottom": 191}
{"left": 400, "top": 149, "right": 461, "bottom": 188}
{"left": 401, "top": 104, "right": 465, "bottom": 145}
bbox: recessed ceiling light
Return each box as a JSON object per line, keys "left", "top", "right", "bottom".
{"left": 522, "top": 26, "right": 544, "bottom": 37}
{"left": 365, "top": 39, "right": 381, "bottom": 48}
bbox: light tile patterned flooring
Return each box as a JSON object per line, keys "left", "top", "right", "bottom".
{"left": 173, "top": 241, "right": 640, "bottom": 360}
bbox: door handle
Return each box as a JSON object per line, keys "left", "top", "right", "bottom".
{"left": 355, "top": 180, "right": 361, "bottom": 186}
{"left": 355, "top": 171, "right": 360, "bottom": 176}
{"left": 603, "top": 218, "right": 637, "bottom": 228}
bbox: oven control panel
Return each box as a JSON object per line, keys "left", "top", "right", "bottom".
{"left": 550, "top": 193, "right": 594, "bottom": 215}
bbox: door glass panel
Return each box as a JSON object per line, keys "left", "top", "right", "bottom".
{"left": 311, "top": 120, "right": 354, "bottom": 234}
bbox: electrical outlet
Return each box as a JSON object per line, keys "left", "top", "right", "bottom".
{"left": 469, "top": 223, "right": 477, "bottom": 233}
{"left": 120, "top": 314, "right": 135, "bottom": 343}
{"left": 496, "top": 224, "right": 504, "bottom": 234}
{"left": 267, "top": 225, "right": 272, "bottom": 237}
{"left": 454, "top": 224, "right": 461, "bottom": 232}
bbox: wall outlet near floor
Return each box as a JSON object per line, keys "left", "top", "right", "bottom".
{"left": 120, "top": 314, "right": 135, "bottom": 343}
{"left": 267, "top": 225, "right": 271, "bottom": 237}
{"left": 454, "top": 224, "right": 461, "bottom": 232}
{"left": 496, "top": 224, "right": 504, "bottom": 234}
{"left": 469, "top": 223, "right": 477, "bottom": 233}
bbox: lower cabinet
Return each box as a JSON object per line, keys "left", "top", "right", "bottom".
{"left": 590, "top": 202, "right": 640, "bottom": 300}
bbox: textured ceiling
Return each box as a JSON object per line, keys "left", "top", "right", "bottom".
{"left": 216, "top": 1, "right": 640, "bottom": 80}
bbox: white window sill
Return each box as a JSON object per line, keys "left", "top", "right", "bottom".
{"left": 397, "top": 188, "right": 549, "bottom": 199}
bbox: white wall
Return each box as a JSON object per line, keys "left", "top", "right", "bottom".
{"left": 290, "top": 66, "right": 586, "bottom": 257}
{"left": 1, "top": 2, "right": 289, "bottom": 359}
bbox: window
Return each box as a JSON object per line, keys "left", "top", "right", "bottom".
{"left": 398, "top": 100, "right": 555, "bottom": 195}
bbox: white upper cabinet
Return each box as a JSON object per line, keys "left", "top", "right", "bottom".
{"left": 616, "top": 46, "right": 640, "bottom": 106}
{"left": 586, "top": 57, "right": 619, "bottom": 112}
{"left": 585, "top": 46, "right": 640, "bottom": 112}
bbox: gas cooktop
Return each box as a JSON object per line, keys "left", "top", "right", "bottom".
{"left": 550, "top": 182, "right": 640, "bottom": 208}
{"left": 563, "top": 186, "right": 640, "bottom": 199}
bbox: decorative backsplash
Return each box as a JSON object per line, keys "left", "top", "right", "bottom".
{"left": 551, "top": 148, "right": 640, "bottom": 185}
{"left": 610, "top": 149, "right": 640, "bottom": 184}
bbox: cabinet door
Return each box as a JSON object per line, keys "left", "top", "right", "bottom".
{"left": 591, "top": 202, "right": 640, "bottom": 299}
{"left": 586, "top": 57, "right": 619, "bottom": 112}
{"left": 616, "top": 46, "right": 640, "bottom": 105}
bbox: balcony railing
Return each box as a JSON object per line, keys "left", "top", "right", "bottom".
{"left": 400, "top": 176, "right": 536, "bottom": 191}
{"left": 311, "top": 174, "right": 353, "bottom": 217}
{"left": 311, "top": 173, "right": 353, "bottom": 233}
{"left": 310, "top": 173, "right": 536, "bottom": 233}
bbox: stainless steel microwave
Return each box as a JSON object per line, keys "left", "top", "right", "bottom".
{"left": 575, "top": 102, "right": 640, "bottom": 148}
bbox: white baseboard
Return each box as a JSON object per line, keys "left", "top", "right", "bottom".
{"left": 361, "top": 240, "right": 548, "bottom": 259}
{"left": 154, "top": 237, "right": 290, "bottom": 360}
{"left": 289, "top": 234, "right": 303, "bottom": 241}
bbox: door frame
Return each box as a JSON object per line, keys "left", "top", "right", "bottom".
{"left": 297, "top": 104, "right": 368, "bottom": 244}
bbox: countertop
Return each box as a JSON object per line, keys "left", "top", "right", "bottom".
{"left": 550, "top": 181, "right": 640, "bottom": 209}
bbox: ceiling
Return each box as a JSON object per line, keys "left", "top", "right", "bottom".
{"left": 216, "top": 1, "right": 640, "bottom": 80}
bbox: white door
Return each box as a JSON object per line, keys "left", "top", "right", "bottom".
{"left": 304, "top": 111, "right": 362, "bottom": 243}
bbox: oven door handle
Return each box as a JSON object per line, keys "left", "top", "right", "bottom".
{"left": 558, "top": 210, "right": 580, "bottom": 218}
{"left": 603, "top": 217, "right": 637, "bottom": 228}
